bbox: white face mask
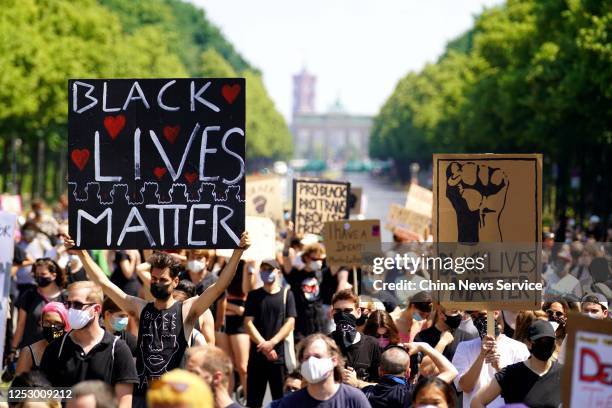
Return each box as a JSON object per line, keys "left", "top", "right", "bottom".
{"left": 187, "top": 260, "right": 205, "bottom": 273}
{"left": 68, "top": 308, "right": 93, "bottom": 330}
{"left": 309, "top": 260, "right": 322, "bottom": 272}
{"left": 415, "top": 405, "right": 439, "bottom": 408}
{"left": 300, "top": 356, "right": 333, "bottom": 384}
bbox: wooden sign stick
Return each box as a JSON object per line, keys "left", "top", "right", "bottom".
{"left": 487, "top": 312, "right": 495, "bottom": 338}
{"left": 352, "top": 266, "right": 359, "bottom": 296}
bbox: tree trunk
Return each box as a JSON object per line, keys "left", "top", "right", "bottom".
{"left": 36, "top": 137, "right": 45, "bottom": 200}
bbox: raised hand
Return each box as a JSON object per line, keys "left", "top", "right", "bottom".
{"left": 239, "top": 231, "right": 251, "bottom": 250}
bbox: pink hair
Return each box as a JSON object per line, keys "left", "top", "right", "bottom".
{"left": 42, "top": 301, "right": 71, "bottom": 331}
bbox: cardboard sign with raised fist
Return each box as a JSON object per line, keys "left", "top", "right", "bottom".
{"left": 434, "top": 154, "right": 542, "bottom": 243}
{"left": 432, "top": 153, "right": 543, "bottom": 310}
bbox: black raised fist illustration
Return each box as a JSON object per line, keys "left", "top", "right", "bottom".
{"left": 252, "top": 195, "right": 267, "bottom": 214}
{"left": 446, "top": 162, "right": 509, "bottom": 242}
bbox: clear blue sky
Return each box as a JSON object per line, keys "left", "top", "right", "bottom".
{"left": 192, "top": 0, "right": 504, "bottom": 120}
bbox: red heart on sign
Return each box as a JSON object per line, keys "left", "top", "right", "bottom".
{"left": 163, "top": 125, "right": 180, "bottom": 144}
{"left": 184, "top": 172, "right": 198, "bottom": 184}
{"left": 71, "top": 149, "right": 90, "bottom": 171}
{"left": 104, "top": 114, "right": 126, "bottom": 139}
{"left": 222, "top": 84, "right": 241, "bottom": 104}
{"left": 153, "top": 167, "right": 167, "bottom": 180}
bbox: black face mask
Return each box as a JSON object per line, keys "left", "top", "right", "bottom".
{"left": 150, "top": 283, "right": 172, "bottom": 300}
{"left": 333, "top": 311, "right": 357, "bottom": 349}
{"left": 356, "top": 313, "right": 368, "bottom": 326}
{"left": 531, "top": 339, "right": 555, "bottom": 361}
{"left": 36, "top": 276, "right": 54, "bottom": 288}
{"left": 444, "top": 314, "right": 462, "bottom": 330}
{"left": 473, "top": 316, "right": 500, "bottom": 339}
{"left": 42, "top": 326, "right": 65, "bottom": 343}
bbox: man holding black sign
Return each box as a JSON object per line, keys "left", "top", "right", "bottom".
{"left": 63, "top": 232, "right": 250, "bottom": 407}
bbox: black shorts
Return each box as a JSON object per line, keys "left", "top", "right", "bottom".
{"left": 225, "top": 315, "right": 246, "bottom": 335}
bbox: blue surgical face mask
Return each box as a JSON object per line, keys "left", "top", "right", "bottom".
{"left": 413, "top": 312, "right": 424, "bottom": 322}
{"left": 260, "top": 269, "right": 276, "bottom": 284}
{"left": 111, "top": 316, "right": 129, "bottom": 332}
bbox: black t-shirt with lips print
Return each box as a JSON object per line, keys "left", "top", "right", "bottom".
{"left": 135, "top": 301, "right": 188, "bottom": 395}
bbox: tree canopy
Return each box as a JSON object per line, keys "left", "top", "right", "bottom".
{"left": 370, "top": 0, "right": 611, "bottom": 222}
{"left": 0, "top": 0, "right": 292, "bottom": 199}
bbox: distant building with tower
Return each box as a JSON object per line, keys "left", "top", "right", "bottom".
{"left": 291, "top": 67, "right": 372, "bottom": 162}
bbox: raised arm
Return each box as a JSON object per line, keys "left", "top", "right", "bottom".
{"left": 457, "top": 336, "right": 493, "bottom": 393}
{"left": 407, "top": 342, "right": 458, "bottom": 384}
{"left": 471, "top": 378, "right": 502, "bottom": 408}
{"left": 63, "top": 235, "right": 146, "bottom": 317}
{"left": 186, "top": 232, "right": 251, "bottom": 320}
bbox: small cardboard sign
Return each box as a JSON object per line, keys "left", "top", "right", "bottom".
{"left": 292, "top": 179, "right": 350, "bottom": 236}
{"left": 245, "top": 175, "right": 284, "bottom": 230}
{"left": 405, "top": 183, "right": 432, "bottom": 218}
{"left": 561, "top": 313, "right": 612, "bottom": 407}
{"left": 385, "top": 203, "right": 430, "bottom": 238}
{"left": 322, "top": 220, "right": 381, "bottom": 269}
{"left": 0, "top": 195, "right": 22, "bottom": 215}
{"left": 217, "top": 216, "right": 276, "bottom": 261}
{"left": 349, "top": 187, "right": 364, "bottom": 216}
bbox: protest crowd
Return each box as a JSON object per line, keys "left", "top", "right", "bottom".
{"left": 0, "top": 195, "right": 610, "bottom": 408}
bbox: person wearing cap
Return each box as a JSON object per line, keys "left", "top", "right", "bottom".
{"left": 244, "top": 259, "right": 297, "bottom": 408}
{"left": 471, "top": 320, "right": 563, "bottom": 408}
{"left": 581, "top": 293, "right": 608, "bottom": 319}
{"left": 147, "top": 369, "right": 214, "bottom": 408}
{"left": 281, "top": 243, "right": 327, "bottom": 343}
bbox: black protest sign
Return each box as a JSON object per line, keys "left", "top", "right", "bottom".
{"left": 68, "top": 78, "right": 245, "bottom": 249}
{"left": 292, "top": 179, "right": 350, "bottom": 235}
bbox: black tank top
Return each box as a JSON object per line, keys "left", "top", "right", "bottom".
{"left": 135, "top": 301, "right": 188, "bottom": 394}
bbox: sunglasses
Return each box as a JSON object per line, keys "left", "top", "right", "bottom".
{"left": 64, "top": 301, "right": 96, "bottom": 311}
{"left": 333, "top": 308, "right": 354, "bottom": 314}
{"left": 374, "top": 333, "right": 389, "bottom": 339}
{"left": 546, "top": 309, "right": 564, "bottom": 318}
{"left": 41, "top": 323, "right": 64, "bottom": 330}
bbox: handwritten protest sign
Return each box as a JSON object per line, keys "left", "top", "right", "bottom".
{"left": 246, "top": 175, "right": 284, "bottom": 229}
{"left": 405, "top": 183, "right": 432, "bottom": 218}
{"left": 432, "top": 154, "right": 543, "bottom": 310}
{"left": 0, "top": 211, "right": 16, "bottom": 370}
{"left": 68, "top": 78, "right": 245, "bottom": 249}
{"left": 217, "top": 216, "right": 276, "bottom": 261}
{"left": 562, "top": 313, "right": 612, "bottom": 407}
{"left": 385, "top": 203, "right": 430, "bottom": 239}
{"left": 322, "top": 220, "right": 381, "bottom": 269}
{"left": 292, "top": 179, "right": 350, "bottom": 235}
